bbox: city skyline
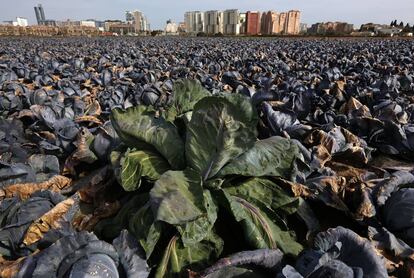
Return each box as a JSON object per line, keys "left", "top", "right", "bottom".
{"left": 0, "top": 0, "right": 413, "bottom": 29}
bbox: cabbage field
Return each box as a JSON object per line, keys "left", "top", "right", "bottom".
{"left": 0, "top": 37, "right": 414, "bottom": 277}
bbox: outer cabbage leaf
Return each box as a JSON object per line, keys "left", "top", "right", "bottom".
{"left": 218, "top": 137, "right": 301, "bottom": 179}
{"left": 94, "top": 194, "right": 148, "bottom": 240}
{"left": 164, "top": 79, "right": 210, "bottom": 121}
{"left": 129, "top": 201, "right": 162, "bottom": 259}
{"left": 111, "top": 106, "right": 185, "bottom": 169}
{"left": 150, "top": 169, "right": 205, "bottom": 225}
{"left": 222, "top": 191, "right": 303, "bottom": 256}
{"left": 177, "top": 190, "right": 218, "bottom": 247}
{"left": 186, "top": 94, "right": 258, "bottom": 180}
{"left": 17, "top": 231, "right": 119, "bottom": 278}
{"left": 155, "top": 232, "right": 223, "bottom": 278}
{"left": 313, "top": 226, "right": 388, "bottom": 278}
{"left": 224, "top": 177, "right": 300, "bottom": 215}
{"left": 383, "top": 188, "right": 414, "bottom": 243}
{"left": 120, "top": 148, "right": 170, "bottom": 191}
{"left": 201, "top": 249, "right": 283, "bottom": 277}
{"left": 113, "top": 230, "right": 150, "bottom": 278}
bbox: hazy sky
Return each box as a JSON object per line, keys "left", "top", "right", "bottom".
{"left": 1, "top": 0, "right": 413, "bottom": 29}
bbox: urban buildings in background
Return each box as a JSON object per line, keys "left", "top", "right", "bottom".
{"left": 223, "top": 10, "right": 240, "bottom": 35}
{"left": 308, "top": 22, "right": 354, "bottom": 35}
{"left": 183, "top": 9, "right": 301, "bottom": 36}
{"left": 125, "top": 10, "right": 150, "bottom": 33}
{"left": 2, "top": 17, "right": 28, "bottom": 27}
{"left": 205, "top": 10, "right": 224, "bottom": 34}
{"left": 1, "top": 3, "right": 413, "bottom": 37}
{"left": 184, "top": 11, "right": 205, "bottom": 34}
{"left": 34, "top": 4, "right": 45, "bottom": 25}
{"left": 33, "top": 4, "right": 57, "bottom": 26}
{"left": 246, "top": 11, "right": 261, "bottom": 35}
{"left": 165, "top": 19, "right": 178, "bottom": 34}
{"left": 26, "top": 4, "right": 152, "bottom": 35}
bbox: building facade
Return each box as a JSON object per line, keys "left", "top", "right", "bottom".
{"left": 239, "top": 13, "right": 247, "bottom": 34}
{"left": 261, "top": 11, "right": 279, "bottom": 35}
{"left": 223, "top": 9, "right": 240, "bottom": 35}
{"left": 205, "top": 10, "right": 223, "bottom": 34}
{"left": 309, "top": 22, "right": 354, "bottom": 35}
{"left": 34, "top": 4, "right": 46, "bottom": 25}
{"left": 125, "top": 10, "right": 149, "bottom": 33}
{"left": 165, "top": 20, "right": 178, "bottom": 33}
{"left": 177, "top": 22, "right": 186, "bottom": 33}
{"left": 260, "top": 12, "right": 267, "bottom": 34}
{"left": 3, "top": 17, "right": 28, "bottom": 27}
{"left": 246, "top": 11, "right": 261, "bottom": 35}
{"left": 285, "top": 10, "right": 301, "bottom": 34}
{"left": 185, "top": 11, "right": 205, "bottom": 34}
{"left": 16, "top": 17, "right": 28, "bottom": 27}
{"left": 277, "top": 12, "right": 287, "bottom": 34}
{"left": 80, "top": 21, "right": 96, "bottom": 28}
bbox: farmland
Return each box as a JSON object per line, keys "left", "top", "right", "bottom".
{"left": 0, "top": 37, "right": 413, "bottom": 277}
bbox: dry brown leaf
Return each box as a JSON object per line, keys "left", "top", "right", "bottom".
{"left": 313, "top": 145, "right": 332, "bottom": 167}
{"left": 0, "top": 175, "right": 71, "bottom": 200}
{"left": 0, "top": 257, "right": 25, "bottom": 278}
{"left": 339, "top": 97, "right": 372, "bottom": 117}
{"left": 327, "top": 161, "right": 367, "bottom": 185}
{"left": 23, "top": 197, "right": 76, "bottom": 245}
{"left": 85, "top": 100, "right": 102, "bottom": 116}
{"left": 274, "top": 178, "right": 313, "bottom": 198}
{"left": 305, "top": 130, "right": 336, "bottom": 153}
{"left": 74, "top": 115, "right": 103, "bottom": 125}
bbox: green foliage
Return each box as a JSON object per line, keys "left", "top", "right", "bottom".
{"left": 111, "top": 105, "right": 185, "bottom": 169}
{"left": 186, "top": 94, "right": 258, "bottom": 180}
{"left": 150, "top": 169, "right": 205, "bottom": 225}
{"left": 105, "top": 80, "right": 307, "bottom": 276}
{"left": 120, "top": 148, "right": 170, "bottom": 191}
{"left": 155, "top": 232, "right": 223, "bottom": 278}
{"left": 217, "top": 137, "right": 301, "bottom": 179}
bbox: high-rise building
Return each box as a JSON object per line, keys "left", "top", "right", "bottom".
{"left": 205, "top": 10, "right": 223, "bottom": 34}
{"left": 223, "top": 9, "right": 240, "bottom": 35}
{"left": 270, "top": 12, "right": 280, "bottom": 34}
{"left": 239, "top": 13, "right": 247, "bottom": 34}
{"left": 277, "top": 12, "right": 287, "bottom": 34}
{"left": 285, "top": 10, "right": 301, "bottom": 34}
{"left": 125, "top": 10, "right": 149, "bottom": 33}
{"left": 261, "top": 11, "right": 279, "bottom": 35}
{"left": 34, "top": 4, "right": 46, "bottom": 25}
{"left": 260, "top": 12, "right": 267, "bottom": 34}
{"left": 185, "top": 11, "right": 205, "bottom": 34}
{"left": 246, "top": 11, "right": 261, "bottom": 35}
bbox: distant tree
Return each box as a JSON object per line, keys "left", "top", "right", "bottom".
{"left": 403, "top": 23, "right": 411, "bottom": 32}
{"left": 392, "top": 20, "right": 398, "bottom": 26}
{"left": 399, "top": 21, "right": 404, "bottom": 28}
{"left": 151, "top": 30, "right": 163, "bottom": 36}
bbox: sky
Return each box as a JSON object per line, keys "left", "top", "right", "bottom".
{"left": 1, "top": 0, "right": 413, "bottom": 29}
